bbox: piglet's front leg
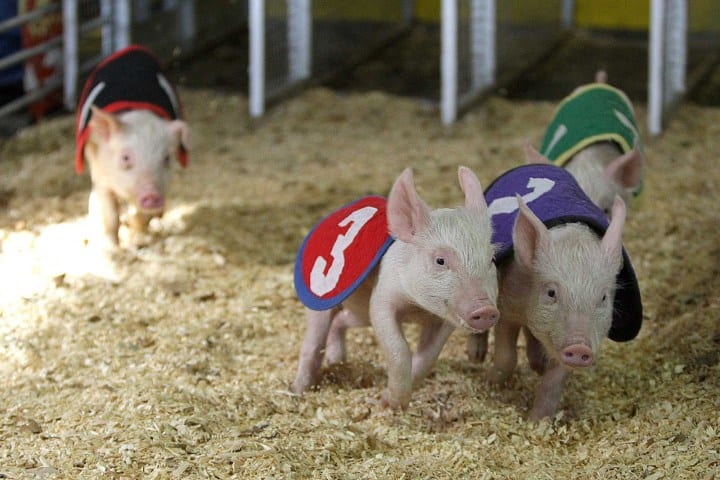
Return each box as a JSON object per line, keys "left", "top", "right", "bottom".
{"left": 89, "top": 186, "right": 120, "bottom": 246}
{"left": 371, "top": 302, "right": 412, "bottom": 410}
{"left": 411, "top": 319, "right": 455, "bottom": 387}
{"left": 528, "top": 361, "right": 569, "bottom": 421}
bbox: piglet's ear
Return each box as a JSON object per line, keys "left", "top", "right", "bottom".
{"left": 601, "top": 195, "right": 626, "bottom": 265}
{"left": 523, "top": 141, "right": 551, "bottom": 165}
{"left": 168, "top": 120, "right": 191, "bottom": 152}
{"left": 89, "top": 106, "right": 120, "bottom": 142}
{"left": 512, "top": 196, "right": 549, "bottom": 270}
{"left": 387, "top": 168, "right": 431, "bottom": 243}
{"left": 458, "top": 166, "right": 488, "bottom": 213}
{"left": 605, "top": 144, "right": 643, "bottom": 189}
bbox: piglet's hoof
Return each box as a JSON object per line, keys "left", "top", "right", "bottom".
{"left": 380, "top": 389, "right": 410, "bottom": 411}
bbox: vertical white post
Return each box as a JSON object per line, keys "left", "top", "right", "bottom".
{"left": 665, "top": 0, "right": 687, "bottom": 101}
{"left": 100, "top": 0, "right": 113, "bottom": 55}
{"left": 62, "top": 0, "right": 79, "bottom": 110}
{"left": 177, "top": 0, "right": 196, "bottom": 44}
{"left": 648, "top": 0, "right": 665, "bottom": 136}
{"left": 403, "top": 0, "right": 414, "bottom": 26}
{"left": 249, "top": 0, "right": 265, "bottom": 117}
{"left": 441, "top": 0, "right": 458, "bottom": 125}
{"left": 471, "top": 0, "right": 495, "bottom": 90}
{"left": 114, "top": 0, "right": 131, "bottom": 49}
{"left": 561, "top": 0, "right": 574, "bottom": 29}
{"left": 287, "top": 0, "right": 311, "bottom": 82}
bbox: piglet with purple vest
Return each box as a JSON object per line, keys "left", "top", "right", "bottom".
{"left": 293, "top": 167, "right": 499, "bottom": 409}
{"left": 467, "top": 155, "right": 642, "bottom": 420}
{"left": 75, "top": 45, "right": 190, "bottom": 246}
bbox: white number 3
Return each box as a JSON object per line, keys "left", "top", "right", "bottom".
{"left": 310, "top": 206, "right": 378, "bottom": 296}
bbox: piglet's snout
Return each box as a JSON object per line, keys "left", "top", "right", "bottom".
{"left": 561, "top": 343, "right": 593, "bottom": 367}
{"left": 465, "top": 304, "right": 499, "bottom": 332}
{"left": 139, "top": 192, "right": 165, "bottom": 211}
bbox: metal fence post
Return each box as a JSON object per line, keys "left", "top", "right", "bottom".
{"left": 648, "top": 0, "right": 665, "bottom": 136}
{"left": 62, "top": 0, "right": 79, "bottom": 111}
{"left": 471, "top": 0, "right": 495, "bottom": 90}
{"left": 249, "top": 0, "right": 265, "bottom": 117}
{"left": 114, "top": 0, "right": 131, "bottom": 49}
{"left": 441, "top": 0, "right": 458, "bottom": 125}
{"left": 287, "top": 0, "right": 311, "bottom": 82}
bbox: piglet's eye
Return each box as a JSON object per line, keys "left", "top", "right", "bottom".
{"left": 121, "top": 154, "right": 133, "bottom": 170}
{"left": 547, "top": 289, "right": 556, "bottom": 298}
{"left": 163, "top": 154, "right": 171, "bottom": 167}
{"left": 435, "top": 257, "right": 445, "bottom": 266}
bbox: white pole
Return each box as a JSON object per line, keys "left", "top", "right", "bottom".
{"left": 403, "top": 0, "right": 414, "bottom": 26}
{"left": 100, "top": 0, "right": 113, "bottom": 55}
{"left": 177, "top": 0, "right": 196, "bottom": 45}
{"left": 666, "top": 0, "right": 687, "bottom": 100}
{"left": 114, "top": 0, "right": 131, "bottom": 49}
{"left": 62, "top": 0, "right": 79, "bottom": 110}
{"left": 471, "top": 0, "right": 495, "bottom": 90}
{"left": 648, "top": 0, "right": 665, "bottom": 136}
{"left": 288, "top": 0, "right": 311, "bottom": 82}
{"left": 561, "top": 0, "right": 574, "bottom": 29}
{"left": 249, "top": 0, "right": 265, "bottom": 117}
{"left": 441, "top": 0, "right": 458, "bottom": 125}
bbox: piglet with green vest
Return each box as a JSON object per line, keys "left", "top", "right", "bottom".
{"left": 531, "top": 71, "right": 644, "bottom": 217}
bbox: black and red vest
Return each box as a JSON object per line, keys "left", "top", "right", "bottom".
{"left": 75, "top": 44, "right": 188, "bottom": 174}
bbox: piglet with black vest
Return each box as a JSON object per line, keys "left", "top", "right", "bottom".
{"left": 467, "top": 154, "right": 642, "bottom": 420}
{"left": 75, "top": 45, "right": 190, "bottom": 246}
{"left": 292, "top": 167, "right": 499, "bottom": 410}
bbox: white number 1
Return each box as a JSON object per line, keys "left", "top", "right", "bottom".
{"left": 487, "top": 177, "right": 555, "bottom": 217}
{"left": 310, "top": 206, "right": 378, "bottom": 296}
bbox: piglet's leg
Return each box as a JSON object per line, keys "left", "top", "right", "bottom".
{"left": 127, "top": 208, "right": 155, "bottom": 233}
{"left": 411, "top": 319, "right": 454, "bottom": 387}
{"left": 371, "top": 303, "right": 412, "bottom": 410}
{"left": 292, "top": 308, "right": 335, "bottom": 395}
{"left": 528, "top": 361, "right": 569, "bottom": 421}
{"left": 487, "top": 320, "right": 520, "bottom": 384}
{"left": 89, "top": 187, "right": 120, "bottom": 246}
{"left": 466, "top": 332, "right": 489, "bottom": 363}
{"left": 524, "top": 327, "right": 547, "bottom": 374}
{"left": 324, "top": 308, "right": 366, "bottom": 365}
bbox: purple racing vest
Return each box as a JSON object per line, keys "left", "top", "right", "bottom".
{"left": 485, "top": 164, "right": 642, "bottom": 342}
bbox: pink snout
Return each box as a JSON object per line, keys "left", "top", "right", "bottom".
{"left": 465, "top": 305, "right": 500, "bottom": 332}
{"left": 561, "top": 343, "right": 593, "bottom": 367}
{"left": 139, "top": 192, "right": 164, "bottom": 211}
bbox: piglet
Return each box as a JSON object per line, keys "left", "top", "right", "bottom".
{"left": 292, "top": 166, "right": 499, "bottom": 410}
{"left": 534, "top": 71, "right": 643, "bottom": 217}
{"left": 471, "top": 163, "right": 642, "bottom": 420}
{"left": 75, "top": 45, "right": 190, "bottom": 246}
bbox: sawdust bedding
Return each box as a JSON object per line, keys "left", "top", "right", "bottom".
{"left": 0, "top": 86, "right": 718, "bottom": 479}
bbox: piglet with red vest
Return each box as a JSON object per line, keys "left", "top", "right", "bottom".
{"left": 466, "top": 152, "right": 642, "bottom": 420}
{"left": 292, "top": 166, "right": 499, "bottom": 410}
{"left": 75, "top": 45, "right": 190, "bottom": 246}
{"left": 531, "top": 71, "right": 644, "bottom": 217}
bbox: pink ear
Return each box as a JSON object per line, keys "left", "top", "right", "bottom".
{"left": 524, "top": 141, "right": 551, "bottom": 165}
{"left": 458, "top": 166, "right": 488, "bottom": 213}
{"left": 168, "top": 120, "right": 191, "bottom": 151}
{"left": 88, "top": 106, "right": 120, "bottom": 142}
{"left": 512, "top": 196, "right": 549, "bottom": 269}
{"left": 604, "top": 145, "right": 643, "bottom": 189}
{"left": 601, "top": 195, "right": 626, "bottom": 261}
{"left": 387, "top": 168, "right": 430, "bottom": 243}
